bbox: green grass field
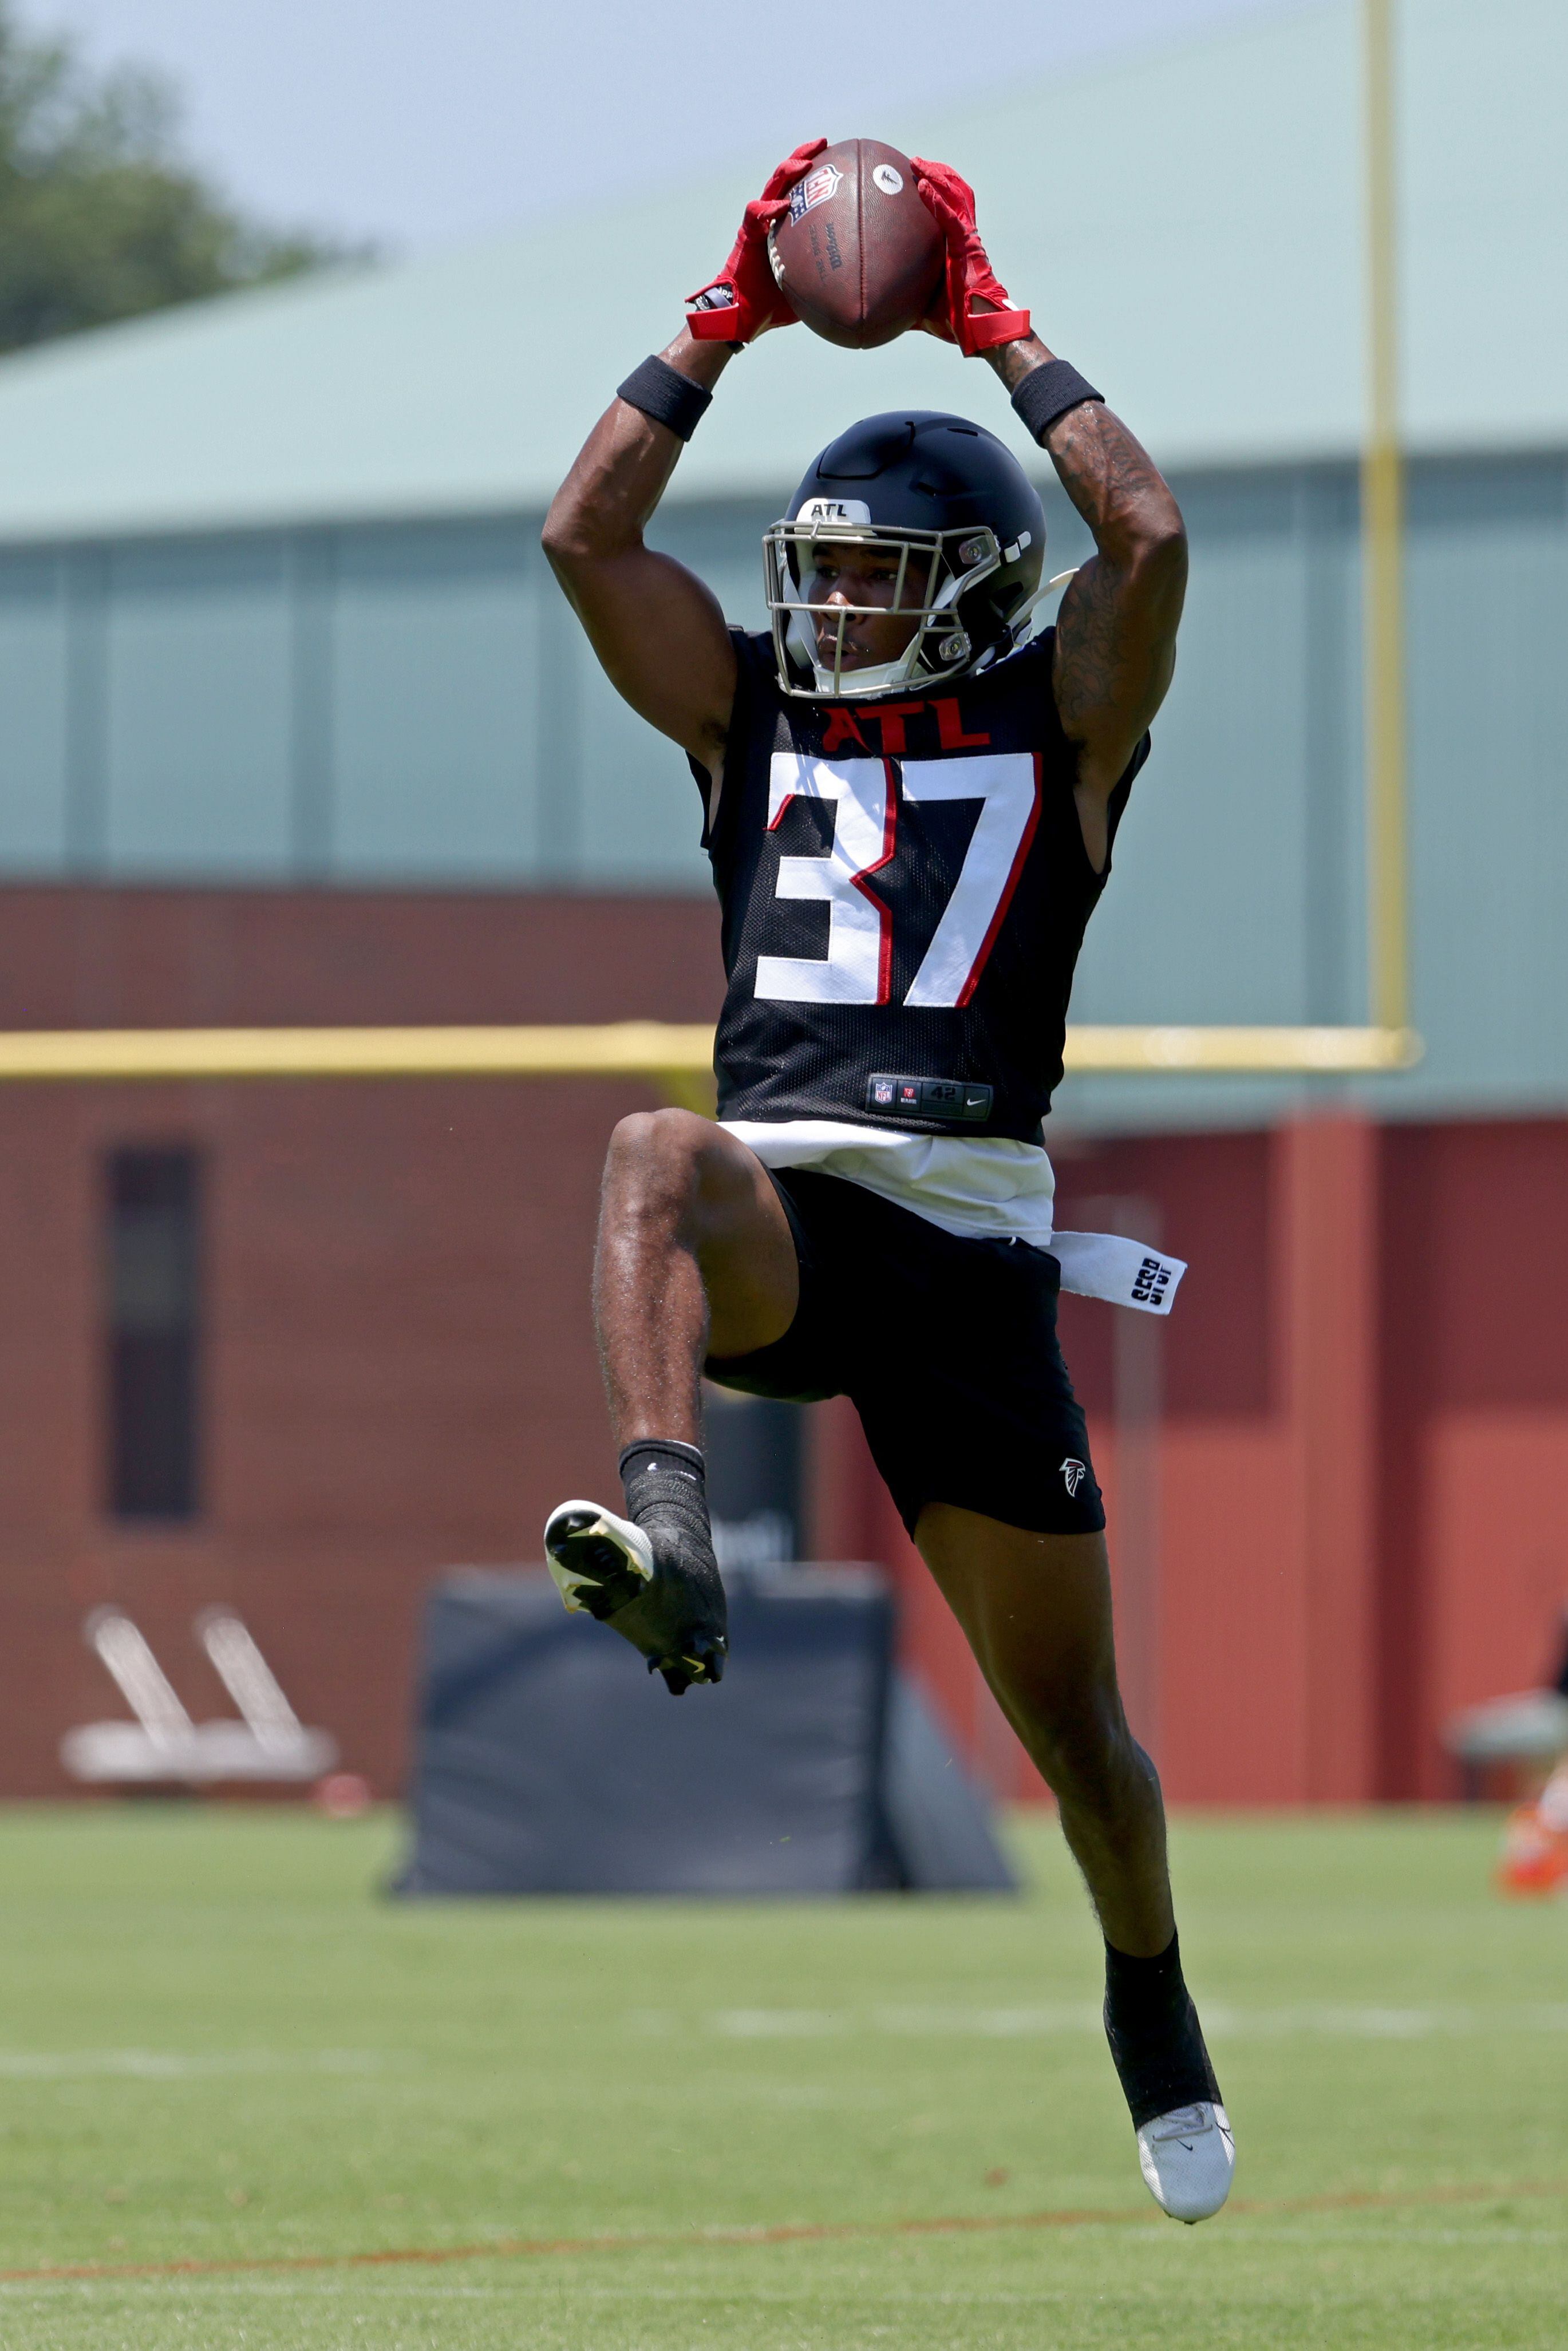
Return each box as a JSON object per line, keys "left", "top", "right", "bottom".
{"left": 0, "top": 1804, "right": 1563, "bottom": 2349}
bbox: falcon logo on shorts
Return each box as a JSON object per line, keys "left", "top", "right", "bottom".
{"left": 1060, "top": 1457, "right": 1087, "bottom": 1497}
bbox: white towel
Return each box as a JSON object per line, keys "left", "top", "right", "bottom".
{"left": 1051, "top": 1231, "right": 1187, "bottom": 1315}
{"left": 719, "top": 1119, "right": 1186, "bottom": 1312}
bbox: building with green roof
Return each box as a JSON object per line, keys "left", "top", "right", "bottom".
{"left": 0, "top": 0, "right": 1565, "bottom": 1808}
{"left": 0, "top": 0, "right": 1562, "bottom": 1122}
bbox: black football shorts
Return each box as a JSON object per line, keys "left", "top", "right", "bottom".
{"left": 704, "top": 1167, "right": 1105, "bottom": 1542}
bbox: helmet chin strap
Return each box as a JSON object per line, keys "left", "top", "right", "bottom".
{"left": 1011, "top": 568, "right": 1079, "bottom": 645}
{"left": 809, "top": 646, "right": 921, "bottom": 697}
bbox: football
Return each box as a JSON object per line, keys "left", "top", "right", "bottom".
{"left": 769, "top": 139, "right": 943, "bottom": 350}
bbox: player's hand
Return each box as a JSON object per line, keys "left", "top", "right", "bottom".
{"left": 686, "top": 138, "right": 827, "bottom": 343}
{"left": 910, "top": 159, "right": 1031, "bottom": 354}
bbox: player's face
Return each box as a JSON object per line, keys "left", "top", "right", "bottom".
{"left": 804, "top": 539, "right": 934, "bottom": 670}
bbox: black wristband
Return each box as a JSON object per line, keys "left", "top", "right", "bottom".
{"left": 617, "top": 354, "right": 713, "bottom": 442}
{"left": 1012, "top": 358, "right": 1104, "bottom": 444}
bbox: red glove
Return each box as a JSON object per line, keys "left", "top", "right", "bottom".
{"left": 911, "top": 158, "right": 1031, "bottom": 355}
{"left": 686, "top": 139, "right": 828, "bottom": 343}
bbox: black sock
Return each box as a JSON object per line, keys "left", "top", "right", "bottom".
{"left": 618, "top": 1440, "right": 713, "bottom": 1555}
{"left": 1103, "top": 1931, "right": 1221, "bottom": 2129}
{"left": 1105, "top": 1930, "right": 1187, "bottom": 2034}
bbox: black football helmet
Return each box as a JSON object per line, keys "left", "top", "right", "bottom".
{"left": 764, "top": 410, "right": 1046, "bottom": 700}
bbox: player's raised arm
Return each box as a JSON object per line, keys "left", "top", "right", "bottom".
{"left": 542, "top": 139, "right": 828, "bottom": 785}
{"left": 543, "top": 328, "right": 740, "bottom": 775}
{"left": 913, "top": 160, "right": 1188, "bottom": 861}
{"left": 996, "top": 346, "right": 1187, "bottom": 811}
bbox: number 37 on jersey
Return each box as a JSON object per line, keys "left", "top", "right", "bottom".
{"left": 753, "top": 750, "right": 1042, "bottom": 1011}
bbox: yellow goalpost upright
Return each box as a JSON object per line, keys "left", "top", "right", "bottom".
{"left": 0, "top": 3, "right": 1413, "bottom": 1101}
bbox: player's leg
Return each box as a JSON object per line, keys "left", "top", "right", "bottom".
{"left": 545, "top": 1110, "right": 799, "bottom": 1690}
{"left": 916, "top": 1502, "right": 1233, "bottom": 2222}
{"left": 593, "top": 1108, "right": 800, "bottom": 1445}
{"left": 915, "top": 1510, "right": 1168, "bottom": 1945}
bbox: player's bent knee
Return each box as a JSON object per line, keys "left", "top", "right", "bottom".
{"left": 606, "top": 1107, "right": 709, "bottom": 1169}
{"left": 604, "top": 1109, "right": 710, "bottom": 1215}
{"left": 1013, "top": 1682, "right": 1135, "bottom": 1805}
{"left": 603, "top": 1111, "right": 764, "bottom": 1249}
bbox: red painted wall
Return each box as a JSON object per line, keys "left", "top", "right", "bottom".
{"left": 1378, "top": 1121, "right": 1568, "bottom": 1796}
{"left": 0, "top": 884, "right": 721, "bottom": 1797}
{"left": 827, "top": 1116, "right": 1568, "bottom": 1806}
{"left": 2, "top": 886, "right": 1566, "bottom": 1805}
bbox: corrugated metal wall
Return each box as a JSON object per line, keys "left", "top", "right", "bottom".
{"left": 0, "top": 453, "right": 1563, "bottom": 1116}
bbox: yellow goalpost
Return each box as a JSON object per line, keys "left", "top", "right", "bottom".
{"left": 0, "top": 1018, "right": 1418, "bottom": 1093}
{"left": 0, "top": 3, "right": 1412, "bottom": 1099}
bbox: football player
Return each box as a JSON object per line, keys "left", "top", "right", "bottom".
{"left": 540, "top": 142, "right": 1233, "bottom": 2224}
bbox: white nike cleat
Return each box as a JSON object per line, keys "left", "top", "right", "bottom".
{"left": 1136, "top": 2101, "right": 1235, "bottom": 2223}
{"left": 543, "top": 1500, "right": 654, "bottom": 1618}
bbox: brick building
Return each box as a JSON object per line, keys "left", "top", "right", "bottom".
{"left": 0, "top": 0, "right": 1564, "bottom": 1798}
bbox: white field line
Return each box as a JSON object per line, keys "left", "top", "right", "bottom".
{"left": 621, "top": 2004, "right": 1568, "bottom": 2042}
{"left": 0, "top": 2050, "right": 388, "bottom": 2077}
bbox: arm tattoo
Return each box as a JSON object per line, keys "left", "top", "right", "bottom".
{"left": 984, "top": 337, "right": 1187, "bottom": 758}
{"left": 1042, "top": 401, "right": 1178, "bottom": 552}
{"left": 1053, "top": 549, "right": 1154, "bottom": 747}
{"left": 983, "top": 332, "right": 1055, "bottom": 396}
{"left": 1048, "top": 406, "right": 1185, "bottom": 752}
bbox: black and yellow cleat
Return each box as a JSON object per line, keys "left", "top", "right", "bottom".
{"left": 544, "top": 1500, "right": 728, "bottom": 1695}
{"left": 544, "top": 1500, "right": 655, "bottom": 1619}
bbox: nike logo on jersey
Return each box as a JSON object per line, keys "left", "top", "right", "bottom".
{"left": 866, "top": 1073, "right": 994, "bottom": 1121}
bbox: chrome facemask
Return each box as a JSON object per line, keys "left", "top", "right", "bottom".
{"left": 763, "top": 508, "right": 1010, "bottom": 701}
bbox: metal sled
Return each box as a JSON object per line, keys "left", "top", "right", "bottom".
{"left": 61, "top": 1605, "right": 337, "bottom": 1786}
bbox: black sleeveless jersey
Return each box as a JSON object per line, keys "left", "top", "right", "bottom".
{"left": 698, "top": 629, "right": 1146, "bottom": 1145}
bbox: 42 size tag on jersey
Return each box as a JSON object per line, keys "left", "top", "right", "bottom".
{"left": 866, "top": 1074, "right": 994, "bottom": 1123}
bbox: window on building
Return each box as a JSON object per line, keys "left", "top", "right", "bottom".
{"left": 105, "top": 1147, "right": 201, "bottom": 1520}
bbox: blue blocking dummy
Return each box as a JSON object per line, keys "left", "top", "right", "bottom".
{"left": 397, "top": 1567, "right": 1015, "bottom": 1895}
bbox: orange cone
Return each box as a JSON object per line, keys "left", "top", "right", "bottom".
{"left": 1496, "top": 1763, "right": 1568, "bottom": 1896}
